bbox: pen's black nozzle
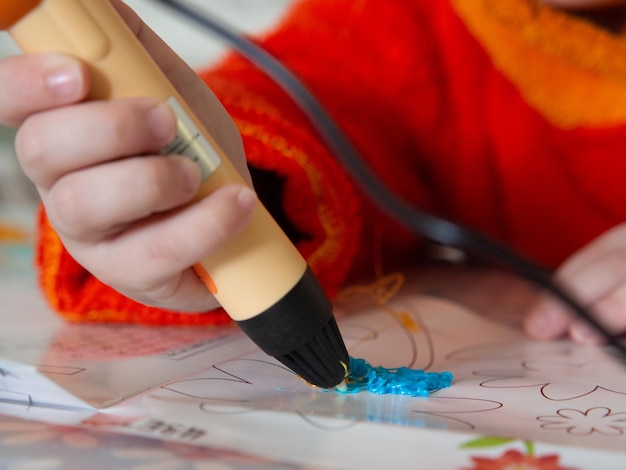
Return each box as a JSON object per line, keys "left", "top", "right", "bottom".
{"left": 236, "top": 267, "right": 349, "bottom": 389}
{"left": 274, "top": 315, "right": 348, "bottom": 389}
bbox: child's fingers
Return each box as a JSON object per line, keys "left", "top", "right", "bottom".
{"left": 116, "top": 185, "right": 258, "bottom": 280}
{"left": 131, "top": 268, "right": 223, "bottom": 313}
{"left": 568, "top": 285, "right": 626, "bottom": 344}
{"left": 16, "top": 98, "right": 177, "bottom": 190}
{"left": 0, "top": 54, "right": 88, "bottom": 127}
{"left": 524, "top": 225, "right": 626, "bottom": 342}
{"left": 71, "top": 185, "right": 258, "bottom": 311}
{"left": 551, "top": 228, "right": 626, "bottom": 278}
{"left": 524, "top": 294, "right": 571, "bottom": 340}
{"left": 45, "top": 155, "right": 201, "bottom": 240}
{"left": 554, "top": 241, "right": 626, "bottom": 308}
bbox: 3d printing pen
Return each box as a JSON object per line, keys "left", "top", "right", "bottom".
{"left": 1, "top": 0, "right": 349, "bottom": 388}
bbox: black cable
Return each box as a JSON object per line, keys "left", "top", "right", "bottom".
{"left": 152, "top": 0, "right": 626, "bottom": 359}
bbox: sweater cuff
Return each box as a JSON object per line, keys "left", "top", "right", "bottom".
{"left": 35, "top": 206, "right": 233, "bottom": 326}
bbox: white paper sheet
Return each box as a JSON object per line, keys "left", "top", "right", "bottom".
{"left": 2, "top": 213, "right": 626, "bottom": 468}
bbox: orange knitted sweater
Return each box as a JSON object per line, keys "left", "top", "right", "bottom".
{"left": 36, "top": 0, "right": 626, "bottom": 325}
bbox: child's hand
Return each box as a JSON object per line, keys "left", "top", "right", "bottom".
{"left": 0, "top": 1, "right": 257, "bottom": 312}
{"left": 524, "top": 223, "right": 626, "bottom": 344}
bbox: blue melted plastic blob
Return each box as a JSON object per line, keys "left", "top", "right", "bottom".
{"left": 337, "top": 357, "right": 453, "bottom": 396}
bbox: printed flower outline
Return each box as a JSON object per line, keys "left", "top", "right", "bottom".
{"left": 447, "top": 340, "right": 626, "bottom": 401}
{"left": 538, "top": 407, "right": 626, "bottom": 436}
{"left": 463, "top": 449, "right": 576, "bottom": 470}
{"left": 476, "top": 358, "right": 626, "bottom": 401}
{"left": 460, "top": 437, "right": 578, "bottom": 470}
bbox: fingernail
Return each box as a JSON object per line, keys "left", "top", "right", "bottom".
{"left": 147, "top": 102, "right": 177, "bottom": 143}
{"left": 45, "top": 60, "right": 82, "bottom": 97}
{"left": 237, "top": 187, "right": 257, "bottom": 210}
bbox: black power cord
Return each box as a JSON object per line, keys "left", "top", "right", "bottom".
{"left": 153, "top": 0, "right": 626, "bottom": 359}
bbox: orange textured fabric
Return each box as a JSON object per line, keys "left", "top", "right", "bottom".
{"left": 36, "top": 0, "right": 626, "bottom": 324}
{"left": 453, "top": 0, "right": 626, "bottom": 127}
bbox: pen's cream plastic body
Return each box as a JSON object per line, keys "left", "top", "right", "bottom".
{"left": 7, "top": 0, "right": 306, "bottom": 321}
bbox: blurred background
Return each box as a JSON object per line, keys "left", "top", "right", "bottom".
{"left": 0, "top": 0, "right": 296, "bottom": 208}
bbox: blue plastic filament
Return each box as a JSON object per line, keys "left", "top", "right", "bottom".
{"left": 336, "top": 357, "right": 453, "bottom": 396}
